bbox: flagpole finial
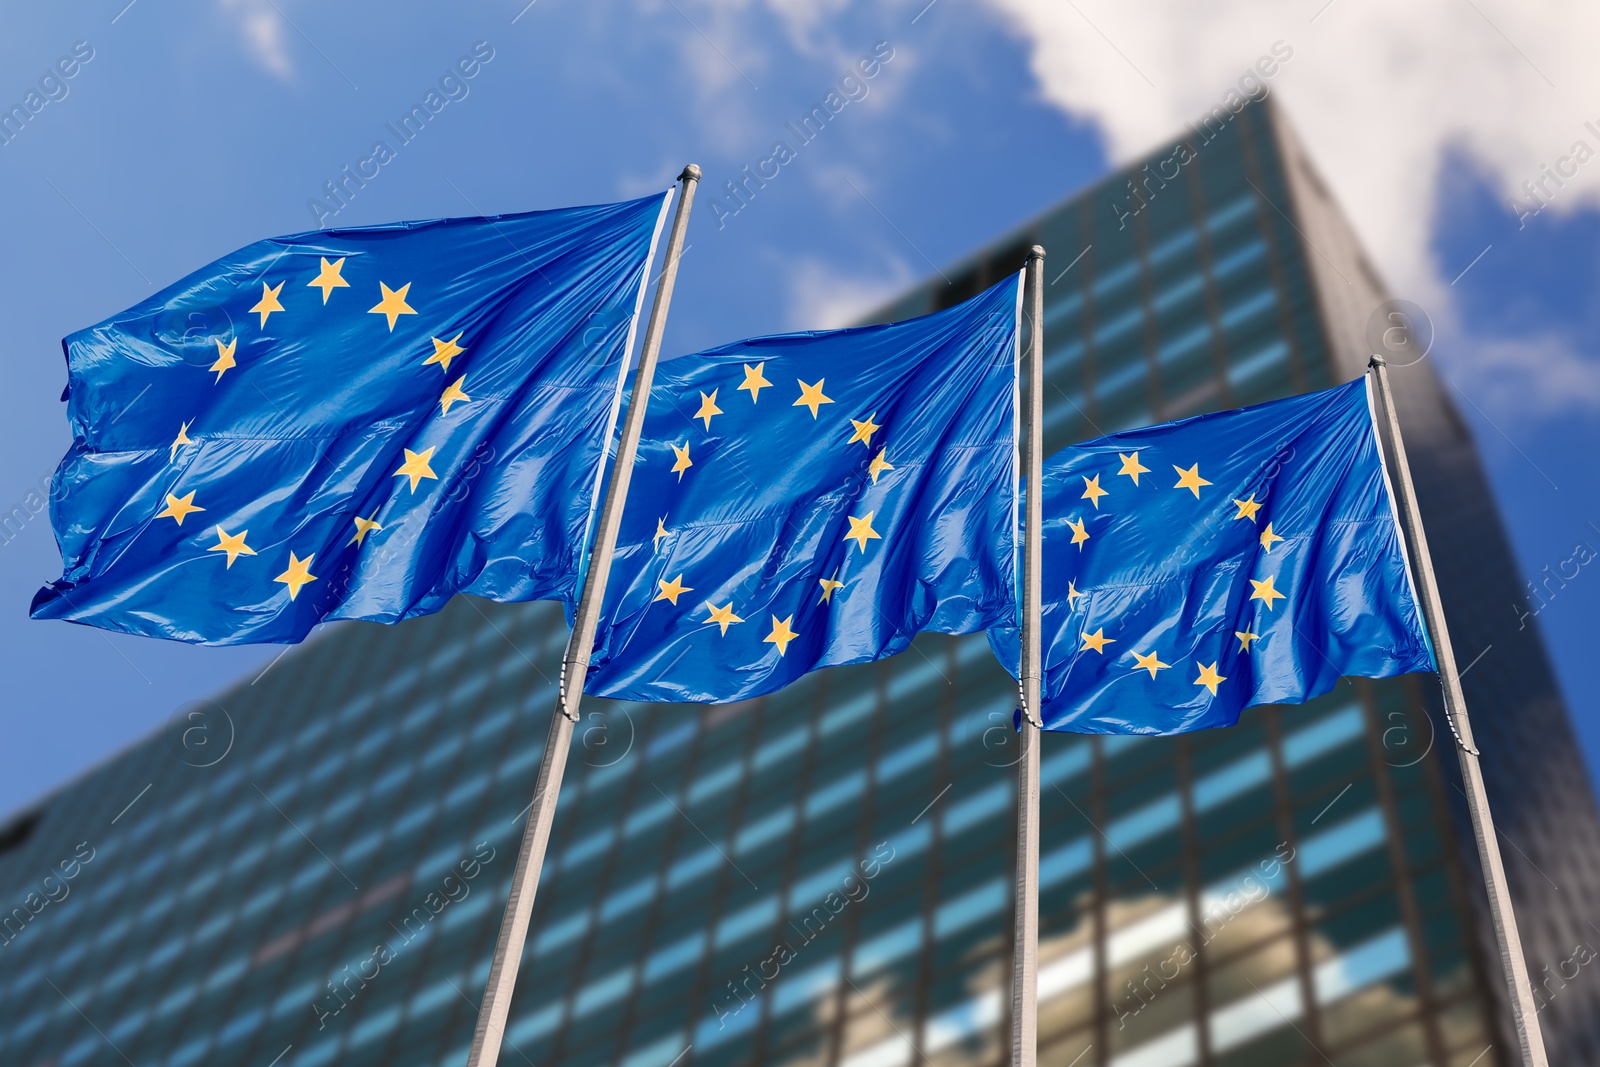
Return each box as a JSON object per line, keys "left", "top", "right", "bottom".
{"left": 680, "top": 164, "right": 702, "bottom": 183}
{"left": 1028, "top": 244, "right": 1046, "bottom": 262}
{"left": 1368, "top": 353, "right": 1388, "bottom": 369}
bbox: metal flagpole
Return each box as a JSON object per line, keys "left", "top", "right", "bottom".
{"left": 1012, "top": 245, "right": 1046, "bottom": 1067}
{"left": 465, "top": 164, "right": 701, "bottom": 1067}
{"left": 1367, "top": 355, "right": 1549, "bottom": 1067}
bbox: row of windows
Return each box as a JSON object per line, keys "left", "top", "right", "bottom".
{"left": 6, "top": 641, "right": 560, "bottom": 978}
{"left": 515, "top": 792, "right": 1388, "bottom": 1067}
{"left": 555, "top": 680, "right": 1356, "bottom": 923}
{"left": 1042, "top": 191, "right": 1261, "bottom": 336}
{"left": 1044, "top": 286, "right": 1283, "bottom": 441}
{"left": 54, "top": 623, "right": 564, "bottom": 927}
{"left": 452, "top": 701, "right": 1374, "bottom": 1067}
{"left": 6, "top": 755, "right": 531, "bottom": 1030}
{"left": 3, "top": 621, "right": 871, "bottom": 1061}
{"left": 139, "top": 675, "right": 1365, "bottom": 1067}
{"left": 0, "top": 623, "right": 906, "bottom": 1061}
{"left": 2, "top": 653, "right": 1379, "bottom": 1067}
{"left": 10, "top": 809, "right": 531, "bottom": 1067}
{"left": 631, "top": 794, "right": 1400, "bottom": 1067}
{"left": 837, "top": 921, "right": 1410, "bottom": 1067}
{"left": 0, "top": 639, "right": 883, "bottom": 1062}
{"left": 1042, "top": 226, "right": 1267, "bottom": 384}
{"left": 1047, "top": 232, "right": 1269, "bottom": 368}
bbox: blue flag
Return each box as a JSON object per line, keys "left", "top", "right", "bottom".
{"left": 584, "top": 275, "right": 1023, "bottom": 704}
{"left": 32, "top": 193, "right": 671, "bottom": 644}
{"left": 990, "top": 379, "right": 1434, "bottom": 735}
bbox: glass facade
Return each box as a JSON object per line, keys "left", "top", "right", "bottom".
{"left": 2, "top": 99, "right": 1593, "bottom": 1067}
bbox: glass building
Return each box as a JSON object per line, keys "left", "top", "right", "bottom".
{"left": 5, "top": 98, "right": 1600, "bottom": 1067}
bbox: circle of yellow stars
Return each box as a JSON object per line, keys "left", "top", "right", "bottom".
{"left": 1062, "top": 449, "right": 1295, "bottom": 701}
{"left": 646, "top": 360, "right": 906, "bottom": 658}
{"left": 152, "top": 253, "right": 488, "bottom": 610}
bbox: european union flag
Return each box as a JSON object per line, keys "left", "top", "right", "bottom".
{"left": 990, "top": 379, "right": 1435, "bottom": 734}
{"left": 31, "top": 193, "right": 672, "bottom": 644}
{"left": 584, "top": 275, "right": 1023, "bottom": 704}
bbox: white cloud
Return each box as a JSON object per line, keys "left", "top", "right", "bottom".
{"left": 218, "top": 0, "right": 294, "bottom": 81}
{"left": 1445, "top": 331, "right": 1600, "bottom": 416}
{"left": 760, "top": 0, "right": 855, "bottom": 55}
{"left": 979, "top": 0, "right": 1600, "bottom": 411}
{"left": 785, "top": 254, "right": 916, "bottom": 330}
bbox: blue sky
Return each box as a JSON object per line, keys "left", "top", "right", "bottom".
{"left": 0, "top": 1, "right": 1594, "bottom": 817}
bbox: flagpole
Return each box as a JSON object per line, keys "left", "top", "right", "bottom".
{"left": 1012, "top": 245, "right": 1046, "bottom": 1067}
{"left": 464, "top": 164, "right": 701, "bottom": 1067}
{"left": 1366, "top": 355, "right": 1548, "bottom": 1067}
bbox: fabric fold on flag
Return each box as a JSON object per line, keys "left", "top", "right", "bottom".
{"left": 584, "top": 275, "right": 1024, "bottom": 704}
{"left": 990, "top": 378, "right": 1435, "bottom": 735}
{"left": 32, "top": 192, "right": 671, "bottom": 644}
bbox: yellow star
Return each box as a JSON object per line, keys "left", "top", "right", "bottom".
{"left": 1131, "top": 649, "right": 1169, "bottom": 679}
{"left": 843, "top": 512, "right": 881, "bottom": 553}
{"left": 704, "top": 600, "right": 744, "bottom": 635}
{"left": 1235, "top": 630, "right": 1260, "bottom": 652}
{"left": 1259, "top": 523, "right": 1285, "bottom": 553}
{"left": 694, "top": 389, "right": 723, "bottom": 431}
{"left": 307, "top": 257, "right": 350, "bottom": 304}
{"left": 764, "top": 614, "right": 799, "bottom": 656}
{"left": 274, "top": 551, "right": 318, "bottom": 601}
{"left": 349, "top": 516, "right": 383, "bottom": 546}
{"left": 250, "top": 281, "right": 285, "bottom": 329}
{"left": 439, "top": 376, "right": 471, "bottom": 416}
{"left": 654, "top": 574, "right": 693, "bottom": 605}
{"left": 424, "top": 333, "right": 466, "bottom": 373}
{"left": 1081, "top": 474, "right": 1109, "bottom": 509}
{"left": 393, "top": 447, "right": 438, "bottom": 492}
{"left": 1066, "top": 580, "right": 1085, "bottom": 608}
{"left": 1233, "top": 495, "right": 1262, "bottom": 523}
{"left": 653, "top": 517, "right": 669, "bottom": 552}
{"left": 1173, "top": 463, "right": 1212, "bottom": 498}
{"left": 1080, "top": 628, "right": 1114, "bottom": 653}
{"left": 368, "top": 281, "right": 417, "bottom": 331}
{"left": 1249, "top": 575, "right": 1287, "bottom": 610}
{"left": 867, "top": 450, "right": 894, "bottom": 484}
{"left": 848, "top": 413, "right": 881, "bottom": 448}
{"left": 1067, "top": 516, "right": 1090, "bottom": 550}
{"left": 670, "top": 441, "right": 693, "bottom": 481}
{"left": 156, "top": 491, "right": 204, "bottom": 526}
{"left": 210, "top": 337, "right": 237, "bottom": 382}
{"left": 169, "top": 421, "right": 194, "bottom": 462}
{"left": 1117, "top": 452, "right": 1150, "bottom": 484}
{"left": 793, "top": 379, "right": 834, "bottom": 418}
{"left": 738, "top": 362, "right": 771, "bottom": 402}
{"left": 818, "top": 573, "right": 844, "bottom": 603}
{"left": 207, "top": 526, "right": 256, "bottom": 568}
{"left": 1194, "top": 661, "right": 1227, "bottom": 696}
